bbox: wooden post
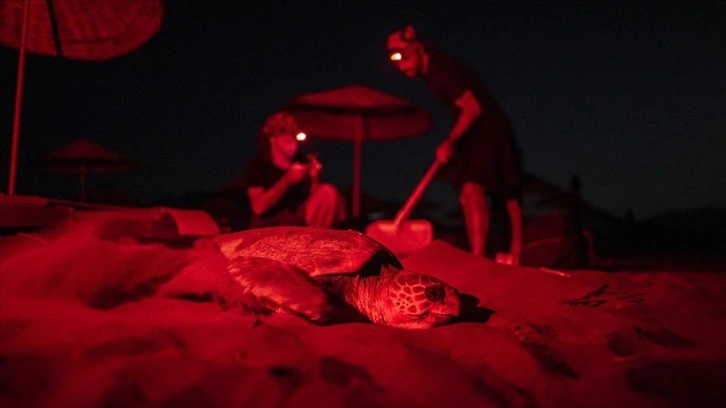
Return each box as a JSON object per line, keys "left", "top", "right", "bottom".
{"left": 8, "top": 0, "right": 32, "bottom": 195}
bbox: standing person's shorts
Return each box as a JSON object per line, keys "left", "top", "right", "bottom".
{"left": 438, "top": 115, "right": 522, "bottom": 201}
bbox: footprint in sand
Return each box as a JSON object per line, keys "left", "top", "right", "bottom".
{"left": 561, "top": 283, "right": 648, "bottom": 308}
{"left": 269, "top": 365, "right": 306, "bottom": 395}
{"left": 606, "top": 325, "right": 698, "bottom": 367}
{"left": 633, "top": 326, "right": 698, "bottom": 349}
{"left": 512, "top": 323, "right": 579, "bottom": 379}
{"left": 319, "top": 356, "right": 383, "bottom": 391}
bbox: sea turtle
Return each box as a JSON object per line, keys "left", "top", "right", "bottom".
{"left": 160, "top": 226, "right": 461, "bottom": 329}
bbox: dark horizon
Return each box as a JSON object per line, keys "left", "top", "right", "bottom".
{"left": 2, "top": 1, "right": 725, "bottom": 220}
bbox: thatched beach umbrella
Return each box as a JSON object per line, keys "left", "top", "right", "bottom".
{"left": 286, "top": 84, "right": 432, "bottom": 218}
{"left": 1, "top": 0, "right": 164, "bottom": 195}
{"left": 35, "top": 138, "right": 139, "bottom": 201}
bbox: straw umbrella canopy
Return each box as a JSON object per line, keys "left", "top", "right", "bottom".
{"left": 286, "top": 84, "right": 432, "bottom": 218}
{"left": 35, "top": 138, "right": 139, "bottom": 201}
{"left": 0, "top": 0, "right": 164, "bottom": 195}
{"left": 0, "top": 0, "right": 164, "bottom": 60}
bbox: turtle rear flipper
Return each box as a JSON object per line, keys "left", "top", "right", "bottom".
{"left": 157, "top": 252, "right": 257, "bottom": 309}
{"left": 228, "top": 256, "right": 332, "bottom": 322}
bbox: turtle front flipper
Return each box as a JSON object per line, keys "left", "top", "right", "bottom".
{"left": 227, "top": 256, "right": 332, "bottom": 322}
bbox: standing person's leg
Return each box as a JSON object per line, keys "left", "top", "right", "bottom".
{"left": 455, "top": 133, "right": 497, "bottom": 257}
{"left": 505, "top": 198, "right": 523, "bottom": 265}
{"left": 459, "top": 182, "right": 489, "bottom": 256}
{"left": 304, "top": 183, "right": 341, "bottom": 228}
{"left": 498, "top": 120, "right": 524, "bottom": 265}
{"left": 448, "top": 137, "right": 494, "bottom": 257}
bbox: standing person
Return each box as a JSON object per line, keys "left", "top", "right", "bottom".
{"left": 241, "top": 111, "right": 343, "bottom": 229}
{"left": 386, "top": 25, "right": 523, "bottom": 264}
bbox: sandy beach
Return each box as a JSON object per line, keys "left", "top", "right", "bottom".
{"left": 1, "top": 217, "right": 725, "bottom": 407}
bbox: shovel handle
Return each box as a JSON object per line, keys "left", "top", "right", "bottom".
{"left": 393, "top": 160, "right": 442, "bottom": 227}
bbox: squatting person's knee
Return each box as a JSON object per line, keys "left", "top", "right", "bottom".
{"left": 313, "top": 183, "right": 340, "bottom": 205}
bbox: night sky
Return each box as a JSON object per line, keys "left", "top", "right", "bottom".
{"left": 1, "top": 1, "right": 724, "bottom": 220}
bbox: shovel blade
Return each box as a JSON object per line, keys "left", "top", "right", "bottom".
{"left": 365, "top": 219, "right": 434, "bottom": 257}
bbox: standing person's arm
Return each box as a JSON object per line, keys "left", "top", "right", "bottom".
{"left": 436, "top": 90, "right": 482, "bottom": 163}
{"left": 448, "top": 90, "right": 482, "bottom": 142}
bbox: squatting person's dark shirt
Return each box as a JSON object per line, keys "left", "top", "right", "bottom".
{"left": 241, "top": 154, "right": 310, "bottom": 219}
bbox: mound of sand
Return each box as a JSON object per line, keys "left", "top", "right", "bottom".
{"left": 1, "top": 221, "right": 725, "bottom": 407}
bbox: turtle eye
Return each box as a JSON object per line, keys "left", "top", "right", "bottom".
{"left": 425, "top": 286, "right": 445, "bottom": 302}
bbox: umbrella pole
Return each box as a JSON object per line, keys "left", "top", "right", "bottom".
{"left": 352, "top": 115, "right": 364, "bottom": 219}
{"left": 7, "top": 0, "right": 32, "bottom": 195}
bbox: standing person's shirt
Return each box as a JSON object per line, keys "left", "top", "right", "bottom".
{"left": 422, "top": 47, "right": 522, "bottom": 199}
{"left": 241, "top": 154, "right": 310, "bottom": 220}
{"left": 422, "top": 47, "right": 508, "bottom": 144}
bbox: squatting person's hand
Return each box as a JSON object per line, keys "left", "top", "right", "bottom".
{"left": 284, "top": 163, "right": 309, "bottom": 185}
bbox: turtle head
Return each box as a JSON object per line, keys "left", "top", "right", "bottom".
{"left": 378, "top": 269, "right": 461, "bottom": 329}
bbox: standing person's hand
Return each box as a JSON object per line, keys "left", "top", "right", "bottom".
{"left": 436, "top": 139, "right": 455, "bottom": 164}
{"left": 284, "top": 163, "right": 308, "bottom": 185}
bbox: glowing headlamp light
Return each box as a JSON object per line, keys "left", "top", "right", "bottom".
{"left": 295, "top": 132, "right": 307, "bottom": 142}
{"left": 390, "top": 52, "right": 402, "bottom": 61}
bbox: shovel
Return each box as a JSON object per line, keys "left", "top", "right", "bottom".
{"left": 365, "top": 159, "right": 442, "bottom": 256}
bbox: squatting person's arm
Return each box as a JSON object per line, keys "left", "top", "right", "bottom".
{"left": 247, "top": 179, "right": 290, "bottom": 216}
